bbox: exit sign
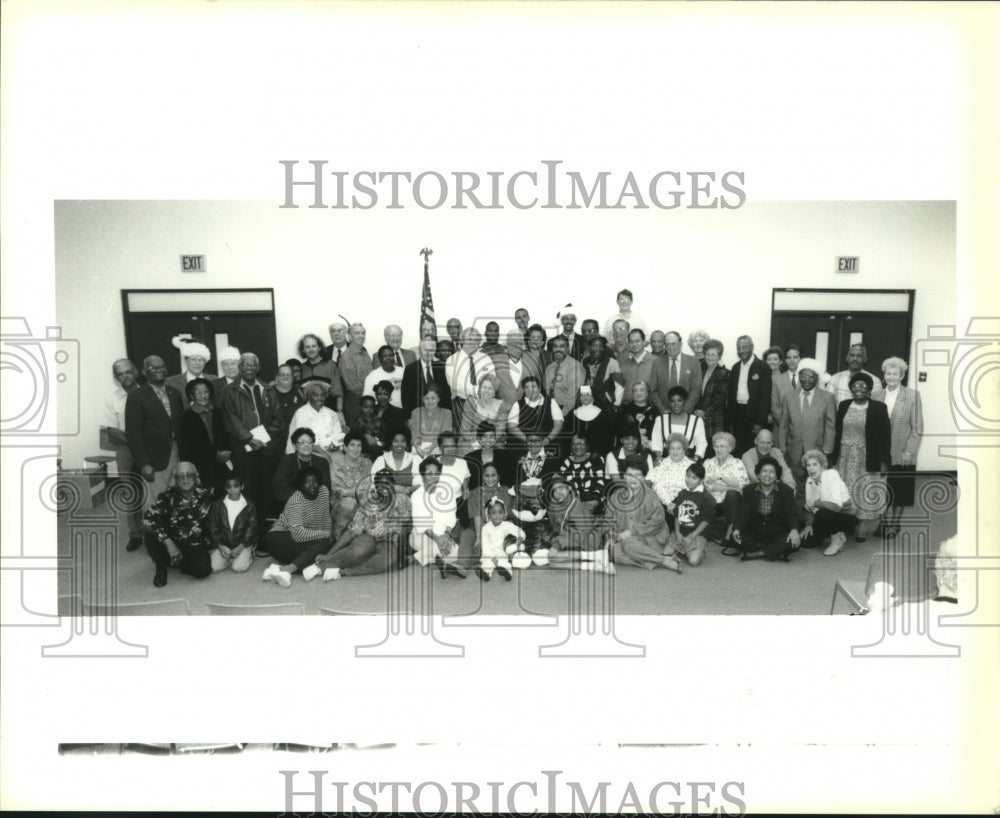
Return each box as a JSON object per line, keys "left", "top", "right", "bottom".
{"left": 181, "top": 255, "right": 206, "bottom": 273}
{"left": 836, "top": 256, "right": 859, "bottom": 274}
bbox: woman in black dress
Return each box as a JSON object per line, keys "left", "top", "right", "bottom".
{"left": 178, "top": 378, "right": 231, "bottom": 497}
{"left": 617, "top": 380, "right": 657, "bottom": 453}
{"left": 571, "top": 385, "right": 615, "bottom": 459}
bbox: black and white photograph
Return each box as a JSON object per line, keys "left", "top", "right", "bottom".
{"left": 2, "top": 1, "right": 997, "bottom": 814}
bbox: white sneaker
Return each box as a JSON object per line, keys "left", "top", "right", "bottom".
{"left": 824, "top": 532, "right": 847, "bottom": 556}
{"left": 301, "top": 564, "right": 321, "bottom": 582}
{"left": 274, "top": 569, "right": 292, "bottom": 588}
{"left": 323, "top": 567, "right": 342, "bottom": 582}
{"left": 592, "top": 550, "right": 616, "bottom": 575}
{"left": 532, "top": 548, "right": 550, "bottom": 567}
{"left": 511, "top": 551, "right": 532, "bottom": 570}
{"left": 262, "top": 563, "right": 278, "bottom": 582}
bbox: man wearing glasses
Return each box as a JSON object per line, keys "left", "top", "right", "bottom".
{"left": 142, "top": 463, "right": 214, "bottom": 588}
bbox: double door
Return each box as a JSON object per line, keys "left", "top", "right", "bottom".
{"left": 122, "top": 289, "right": 279, "bottom": 379}
{"left": 770, "top": 289, "right": 914, "bottom": 385}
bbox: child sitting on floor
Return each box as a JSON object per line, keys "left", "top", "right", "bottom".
{"left": 665, "top": 462, "right": 716, "bottom": 567}
{"left": 207, "top": 474, "right": 258, "bottom": 573}
{"left": 477, "top": 499, "right": 523, "bottom": 582}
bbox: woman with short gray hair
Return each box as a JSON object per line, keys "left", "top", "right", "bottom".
{"left": 871, "top": 356, "right": 923, "bottom": 536}
{"left": 285, "top": 380, "right": 345, "bottom": 462}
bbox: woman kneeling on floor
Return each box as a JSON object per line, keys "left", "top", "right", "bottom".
{"left": 605, "top": 454, "right": 680, "bottom": 573}
{"left": 730, "top": 456, "right": 801, "bottom": 562}
{"left": 142, "top": 461, "right": 215, "bottom": 588}
{"left": 799, "top": 449, "right": 856, "bottom": 556}
{"left": 261, "top": 467, "right": 334, "bottom": 587}
{"left": 545, "top": 475, "right": 615, "bottom": 574}
{"left": 314, "top": 469, "right": 411, "bottom": 581}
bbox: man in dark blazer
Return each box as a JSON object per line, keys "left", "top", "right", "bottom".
{"left": 726, "top": 335, "right": 772, "bottom": 456}
{"left": 649, "top": 330, "right": 702, "bottom": 414}
{"left": 400, "top": 338, "right": 452, "bottom": 418}
{"left": 220, "top": 352, "right": 283, "bottom": 533}
{"left": 776, "top": 358, "right": 836, "bottom": 494}
{"left": 125, "top": 355, "right": 185, "bottom": 512}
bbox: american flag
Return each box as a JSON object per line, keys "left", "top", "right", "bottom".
{"left": 419, "top": 247, "right": 435, "bottom": 332}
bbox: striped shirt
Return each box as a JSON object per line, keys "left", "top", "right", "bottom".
{"left": 270, "top": 486, "right": 332, "bottom": 542}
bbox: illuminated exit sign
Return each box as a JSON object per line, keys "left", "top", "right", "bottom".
{"left": 836, "top": 256, "right": 859, "bottom": 274}
{"left": 181, "top": 255, "right": 206, "bottom": 273}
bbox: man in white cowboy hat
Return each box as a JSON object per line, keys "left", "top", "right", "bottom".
{"left": 218, "top": 345, "right": 242, "bottom": 388}
{"left": 546, "top": 303, "right": 585, "bottom": 361}
{"left": 165, "top": 340, "right": 218, "bottom": 406}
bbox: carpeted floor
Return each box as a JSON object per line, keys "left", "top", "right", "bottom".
{"left": 56, "top": 475, "right": 957, "bottom": 616}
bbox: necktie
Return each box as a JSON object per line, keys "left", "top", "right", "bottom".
{"left": 395, "top": 351, "right": 403, "bottom": 367}
{"left": 670, "top": 357, "right": 678, "bottom": 388}
{"left": 249, "top": 383, "right": 264, "bottom": 424}
{"left": 549, "top": 363, "right": 561, "bottom": 399}
{"left": 425, "top": 364, "right": 433, "bottom": 385}
{"left": 469, "top": 354, "right": 477, "bottom": 390}
{"left": 801, "top": 390, "right": 811, "bottom": 412}
{"left": 791, "top": 372, "right": 797, "bottom": 389}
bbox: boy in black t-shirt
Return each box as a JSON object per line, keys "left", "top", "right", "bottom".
{"left": 665, "top": 462, "right": 716, "bottom": 567}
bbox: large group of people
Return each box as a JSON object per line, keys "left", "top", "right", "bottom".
{"left": 100, "top": 290, "right": 926, "bottom": 591}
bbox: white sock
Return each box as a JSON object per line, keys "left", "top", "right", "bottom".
{"left": 323, "top": 567, "right": 342, "bottom": 582}
{"left": 302, "top": 564, "right": 321, "bottom": 582}
{"left": 262, "top": 563, "right": 278, "bottom": 581}
{"left": 274, "top": 569, "right": 292, "bottom": 588}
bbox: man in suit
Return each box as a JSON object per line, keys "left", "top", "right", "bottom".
{"left": 546, "top": 304, "right": 585, "bottom": 360}
{"left": 649, "top": 330, "right": 702, "bottom": 414}
{"left": 401, "top": 338, "right": 452, "bottom": 417}
{"left": 726, "top": 335, "right": 772, "bottom": 456}
{"left": 493, "top": 329, "right": 542, "bottom": 404}
{"left": 321, "top": 319, "right": 350, "bottom": 364}
{"left": 126, "top": 355, "right": 185, "bottom": 512}
{"left": 776, "top": 357, "right": 836, "bottom": 496}
{"left": 371, "top": 324, "right": 417, "bottom": 369}
{"left": 164, "top": 341, "right": 217, "bottom": 407}
{"left": 220, "top": 352, "right": 283, "bottom": 534}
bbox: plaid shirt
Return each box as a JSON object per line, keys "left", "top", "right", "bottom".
{"left": 753, "top": 482, "right": 776, "bottom": 517}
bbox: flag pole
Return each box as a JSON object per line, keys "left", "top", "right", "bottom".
{"left": 419, "top": 247, "right": 436, "bottom": 342}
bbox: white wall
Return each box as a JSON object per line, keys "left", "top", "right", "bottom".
{"left": 55, "top": 199, "right": 956, "bottom": 470}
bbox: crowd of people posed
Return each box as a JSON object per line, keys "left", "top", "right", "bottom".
{"left": 101, "top": 288, "right": 924, "bottom": 590}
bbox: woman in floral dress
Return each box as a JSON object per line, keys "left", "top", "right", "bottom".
{"left": 831, "top": 372, "right": 892, "bottom": 542}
